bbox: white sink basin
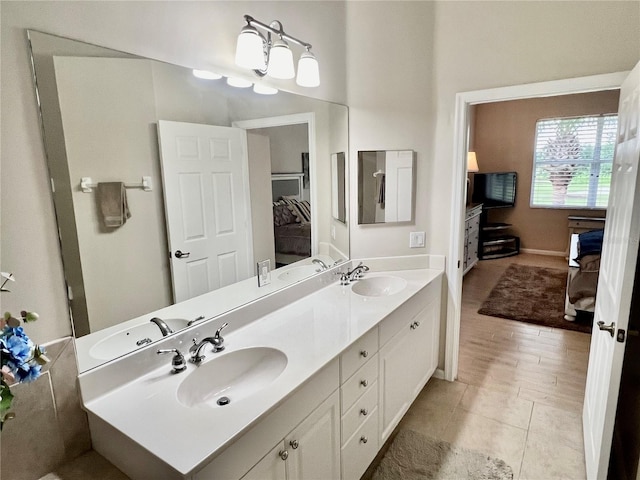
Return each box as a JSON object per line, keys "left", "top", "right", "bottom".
{"left": 277, "top": 264, "right": 321, "bottom": 282}
{"left": 351, "top": 276, "right": 407, "bottom": 297}
{"left": 177, "top": 347, "right": 288, "bottom": 408}
{"left": 89, "top": 318, "right": 190, "bottom": 360}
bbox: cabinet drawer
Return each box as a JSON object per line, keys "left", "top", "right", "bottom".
{"left": 340, "top": 327, "right": 378, "bottom": 382}
{"left": 341, "top": 409, "right": 379, "bottom": 480}
{"left": 341, "top": 354, "right": 378, "bottom": 412}
{"left": 341, "top": 380, "right": 378, "bottom": 445}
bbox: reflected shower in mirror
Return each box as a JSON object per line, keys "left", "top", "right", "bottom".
{"left": 358, "top": 150, "right": 415, "bottom": 224}
{"left": 27, "top": 30, "right": 349, "bottom": 370}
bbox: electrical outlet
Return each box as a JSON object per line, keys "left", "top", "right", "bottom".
{"left": 257, "top": 259, "right": 271, "bottom": 287}
{"left": 410, "top": 231, "right": 426, "bottom": 248}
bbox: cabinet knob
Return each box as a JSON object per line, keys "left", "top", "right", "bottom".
{"left": 414, "top": 321, "right": 420, "bottom": 328}
{"left": 360, "top": 379, "right": 368, "bottom": 387}
{"left": 289, "top": 439, "right": 299, "bottom": 449}
{"left": 360, "top": 436, "right": 368, "bottom": 444}
{"left": 410, "top": 322, "right": 416, "bottom": 330}
{"left": 360, "top": 408, "right": 369, "bottom": 416}
{"left": 279, "top": 450, "right": 289, "bottom": 461}
{"left": 360, "top": 350, "right": 368, "bottom": 358}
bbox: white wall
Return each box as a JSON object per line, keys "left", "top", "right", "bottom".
{"left": 346, "top": 1, "right": 436, "bottom": 257}
{"left": 247, "top": 132, "right": 276, "bottom": 268}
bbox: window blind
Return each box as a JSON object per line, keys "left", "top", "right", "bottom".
{"left": 530, "top": 114, "right": 618, "bottom": 209}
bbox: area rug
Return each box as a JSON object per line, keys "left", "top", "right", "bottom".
{"left": 371, "top": 429, "right": 513, "bottom": 480}
{"left": 477, "top": 263, "right": 591, "bottom": 334}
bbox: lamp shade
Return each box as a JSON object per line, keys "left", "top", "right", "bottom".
{"left": 235, "top": 26, "right": 266, "bottom": 70}
{"left": 296, "top": 51, "right": 320, "bottom": 87}
{"left": 467, "top": 152, "right": 479, "bottom": 172}
{"left": 253, "top": 83, "right": 278, "bottom": 95}
{"left": 226, "top": 76, "right": 252, "bottom": 88}
{"left": 192, "top": 69, "right": 222, "bottom": 80}
{"left": 267, "top": 39, "right": 295, "bottom": 79}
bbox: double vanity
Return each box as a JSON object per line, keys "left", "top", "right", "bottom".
{"left": 78, "top": 258, "right": 444, "bottom": 480}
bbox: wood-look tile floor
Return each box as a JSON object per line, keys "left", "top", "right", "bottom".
{"left": 375, "top": 253, "right": 590, "bottom": 480}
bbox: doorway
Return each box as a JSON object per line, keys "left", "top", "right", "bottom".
{"left": 445, "top": 71, "right": 629, "bottom": 381}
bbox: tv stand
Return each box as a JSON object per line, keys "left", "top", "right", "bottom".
{"left": 479, "top": 212, "right": 520, "bottom": 260}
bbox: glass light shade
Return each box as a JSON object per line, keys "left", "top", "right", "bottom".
{"left": 267, "top": 39, "right": 295, "bottom": 79}
{"left": 296, "top": 51, "right": 320, "bottom": 87}
{"left": 192, "top": 69, "right": 222, "bottom": 80}
{"left": 226, "top": 76, "right": 252, "bottom": 88}
{"left": 467, "top": 152, "right": 479, "bottom": 172}
{"left": 253, "top": 83, "right": 278, "bottom": 95}
{"left": 235, "top": 26, "right": 266, "bottom": 70}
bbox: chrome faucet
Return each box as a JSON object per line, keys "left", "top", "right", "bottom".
{"left": 150, "top": 317, "right": 173, "bottom": 336}
{"left": 189, "top": 322, "right": 228, "bottom": 364}
{"left": 312, "top": 258, "right": 329, "bottom": 270}
{"left": 346, "top": 262, "right": 369, "bottom": 281}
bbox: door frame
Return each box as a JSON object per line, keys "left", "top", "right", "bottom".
{"left": 445, "top": 71, "right": 630, "bottom": 381}
{"left": 233, "top": 113, "right": 318, "bottom": 256}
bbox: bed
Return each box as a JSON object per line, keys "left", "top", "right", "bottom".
{"left": 270, "top": 173, "right": 312, "bottom": 266}
{"left": 564, "top": 230, "right": 603, "bottom": 322}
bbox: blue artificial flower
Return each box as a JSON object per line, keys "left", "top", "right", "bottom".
{"left": 0, "top": 328, "right": 33, "bottom": 365}
{"left": 14, "top": 361, "right": 41, "bottom": 383}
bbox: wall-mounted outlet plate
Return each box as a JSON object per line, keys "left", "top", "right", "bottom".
{"left": 410, "top": 231, "right": 426, "bottom": 248}
{"left": 257, "top": 259, "right": 271, "bottom": 287}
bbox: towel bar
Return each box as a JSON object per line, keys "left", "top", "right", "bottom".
{"left": 80, "top": 176, "right": 152, "bottom": 193}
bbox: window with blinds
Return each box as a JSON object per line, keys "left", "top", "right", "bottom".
{"left": 530, "top": 114, "right": 618, "bottom": 209}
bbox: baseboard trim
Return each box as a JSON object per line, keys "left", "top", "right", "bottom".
{"left": 520, "top": 248, "right": 566, "bottom": 257}
{"left": 432, "top": 368, "right": 446, "bottom": 380}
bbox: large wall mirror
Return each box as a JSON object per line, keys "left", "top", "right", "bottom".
{"left": 27, "top": 30, "right": 349, "bottom": 372}
{"left": 358, "top": 150, "right": 415, "bottom": 224}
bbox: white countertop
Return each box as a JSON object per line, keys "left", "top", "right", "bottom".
{"left": 82, "top": 268, "right": 442, "bottom": 476}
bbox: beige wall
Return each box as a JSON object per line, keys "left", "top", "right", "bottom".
{"left": 472, "top": 90, "right": 619, "bottom": 253}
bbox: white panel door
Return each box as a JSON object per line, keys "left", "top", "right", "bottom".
{"left": 157, "top": 121, "right": 253, "bottom": 303}
{"left": 384, "top": 150, "right": 414, "bottom": 222}
{"left": 583, "top": 61, "right": 640, "bottom": 480}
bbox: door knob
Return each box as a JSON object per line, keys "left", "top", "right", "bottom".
{"left": 597, "top": 321, "right": 615, "bottom": 337}
{"left": 174, "top": 250, "right": 190, "bottom": 259}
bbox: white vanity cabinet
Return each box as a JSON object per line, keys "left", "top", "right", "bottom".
{"left": 378, "top": 279, "right": 441, "bottom": 442}
{"left": 242, "top": 391, "right": 341, "bottom": 480}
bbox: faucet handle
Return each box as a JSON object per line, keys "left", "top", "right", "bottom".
{"left": 157, "top": 348, "right": 187, "bottom": 374}
{"left": 212, "top": 323, "right": 228, "bottom": 353}
{"left": 214, "top": 322, "right": 229, "bottom": 339}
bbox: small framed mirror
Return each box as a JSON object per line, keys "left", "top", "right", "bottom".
{"left": 331, "top": 152, "right": 346, "bottom": 223}
{"left": 358, "top": 150, "right": 415, "bottom": 224}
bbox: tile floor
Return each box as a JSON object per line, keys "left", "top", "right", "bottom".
{"left": 386, "top": 253, "right": 590, "bottom": 480}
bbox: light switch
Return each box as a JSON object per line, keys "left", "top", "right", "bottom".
{"left": 410, "top": 231, "right": 425, "bottom": 248}
{"left": 257, "top": 259, "right": 271, "bottom": 287}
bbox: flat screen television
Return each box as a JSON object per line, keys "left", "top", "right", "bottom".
{"left": 472, "top": 172, "right": 517, "bottom": 209}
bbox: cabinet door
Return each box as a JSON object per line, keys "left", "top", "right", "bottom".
{"left": 378, "top": 325, "right": 413, "bottom": 442}
{"left": 407, "top": 302, "right": 440, "bottom": 399}
{"left": 241, "top": 442, "right": 287, "bottom": 480}
{"left": 286, "top": 390, "right": 340, "bottom": 480}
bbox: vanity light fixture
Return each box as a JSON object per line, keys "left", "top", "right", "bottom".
{"left": 235, "top": 14, "right": 320, "bottom": 87}
{"left": 192, "top": 69, "right": 222, "bottom": 80}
